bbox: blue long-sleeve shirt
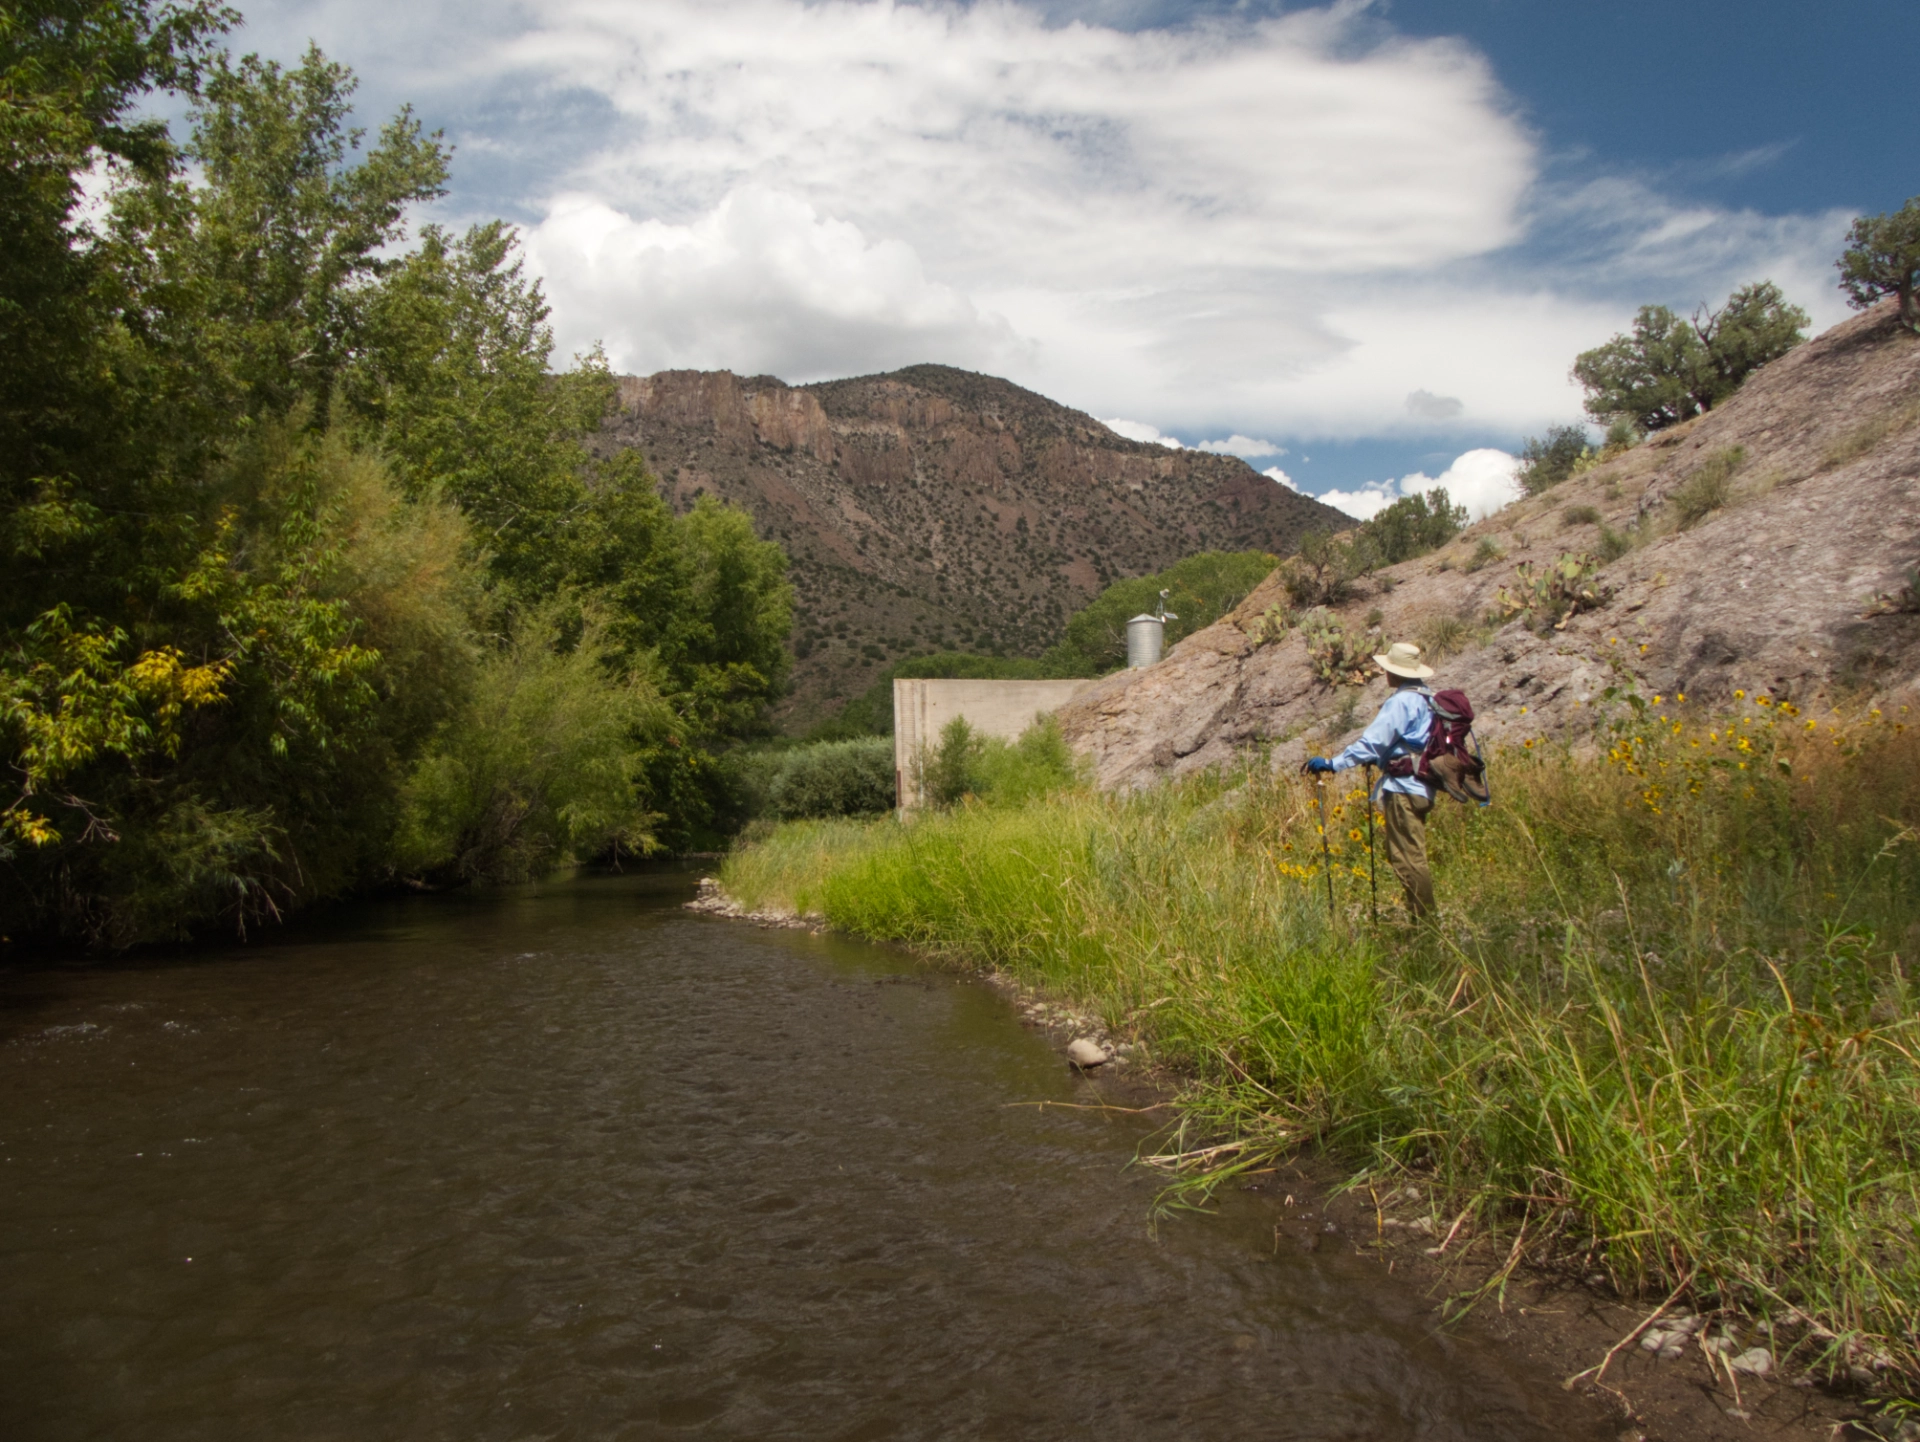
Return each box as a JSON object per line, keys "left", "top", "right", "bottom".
{"left": 1331, "top": 687, "right": 1434, "bottom": 798}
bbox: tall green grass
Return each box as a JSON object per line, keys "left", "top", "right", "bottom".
{"left": 721, "top": 697, "right": 1920, "bottom": 1378}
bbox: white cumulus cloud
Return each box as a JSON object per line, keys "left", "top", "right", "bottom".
{"left": 1319, "top": 448, "right": 1520, "bottom": 522}
{"left": 526, "top": 187, "right": 1019, "bottom": 379}
{"left": 1196, "top": 435, "right": 1286, "bottom": 458}
{"left": 1101, "top": 417, "right": 1183, "bottom": 447}
{"left": 226, "top": 0, "right": 1858, "bottom": 445}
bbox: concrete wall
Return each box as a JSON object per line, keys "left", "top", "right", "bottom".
{"left": 893, "top": 678, "right": 1096, "bottom": 811}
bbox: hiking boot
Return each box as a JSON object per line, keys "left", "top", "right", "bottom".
{"left": 1429, "top": 753, "right": 1490, "bottom": 805}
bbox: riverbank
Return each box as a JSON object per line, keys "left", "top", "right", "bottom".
{"left": 718, "top": 695, "right": 1920, "bottom": 1420}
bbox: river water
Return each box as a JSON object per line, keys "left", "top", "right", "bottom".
{"left": 0, "top": 872, "right": 1608, "bottom": 1441}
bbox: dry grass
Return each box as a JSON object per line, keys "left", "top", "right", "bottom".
{"left": 1822, "top": 396, "right": 1920, "bottom": 472}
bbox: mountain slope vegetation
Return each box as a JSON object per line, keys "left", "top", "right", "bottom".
{"left": 595, "top": 366, "right": 1347, "bottom": 727}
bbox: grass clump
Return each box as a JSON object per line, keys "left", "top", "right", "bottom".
{"left": 1462, "top": 537, "right": 1504, "bottom": 574}
{"left": 724, "top": 695, "right": 1920, "bottom": 1380}
{"left": 1669, "top": 445, "right": 1745, "bottom": 528}
{"left": 1596, "top": 524, "right": 1635, "bottom": 563}
{"left": 1822, "top": 397, "right": 1920, "bottom": 472}
{"left": 1416, "top": 613, "right": 1472, "bottom": 661}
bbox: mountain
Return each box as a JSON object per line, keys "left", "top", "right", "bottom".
{"left": 594, "top": 364, "right": 1347, "bottom": 727}
{"left": 1058, "top": 299, "right": 1920, "bottom": 787}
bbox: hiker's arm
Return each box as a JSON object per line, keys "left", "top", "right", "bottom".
{"left": 1329, "top": 695, "right": 1409, "bottom": 771}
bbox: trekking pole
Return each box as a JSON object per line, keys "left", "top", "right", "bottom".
{"left": 1364, "top": 765, "right": 1378, "bottom": 927}
{"left": 1316, "top": 775, "right": 1336, "bottom": 925}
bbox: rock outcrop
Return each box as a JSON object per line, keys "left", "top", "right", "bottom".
{"left": 1060, "top": 300, "right": 1920, "bottom": 789}
{"left": 596, "top": 365, "right": 1346, "bottom": 727}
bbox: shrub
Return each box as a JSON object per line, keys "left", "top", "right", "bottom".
{"left": 915, "top": 716, "right": 1082, "bottom": 810}
{"left": 972, "top": 717, "right": 1082, "bottom": 807}
{"left": 1596, "top": 525, "right": 1634, "bottom": 563}
{"left": 1561, "top": 504, "right": 1601, "bottom": 528}
{"left": 1836, "top": 194, "right": 1920, "bottom": 334}
{"left": 1358, "top": 487, "right": 1468, "bottom": 564}
{"left": 1516, "top": 425, "right": 1590, "bottom": 494}
{"left": 922, "top": 717, "right": 984, "bottom": 808}
{"left": 1284, "top": 531, "right": 1373, "bottom": 607}
{"left": 1669, "top": 446, "right": 1745, "bottom": 528}
{"left": 391, "top": 610, "right": 665, "bottom": 884}
{"left": 768, "top": 737, "right": 896, "bottom": 819}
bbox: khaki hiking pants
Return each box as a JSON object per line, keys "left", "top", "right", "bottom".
{"left": 1381, "top": 790, "right": 1435, "bottom": 919}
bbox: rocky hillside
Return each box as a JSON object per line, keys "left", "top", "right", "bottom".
{"left": 1060, "top": 299, "right": 1920, "bottom": 787}
{"left": 595, "top": 365, "right": 1346, "bottom": 727}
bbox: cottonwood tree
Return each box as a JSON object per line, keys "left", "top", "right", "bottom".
{"left": 1572, "top": 281, "right": 1807, "bottom": 431}
{"left": 1837, "top": 195, "right": 1920, "bottom": 335}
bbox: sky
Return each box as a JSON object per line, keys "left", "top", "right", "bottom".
{"left": 220, "top": 0, "right": 1914, "bottom": 519}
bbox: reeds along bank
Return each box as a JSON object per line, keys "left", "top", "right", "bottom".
{"left": 722, "top": 695, "right": 1920, "bottom": 1381}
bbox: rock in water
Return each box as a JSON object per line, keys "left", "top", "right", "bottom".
{"left": 1067, "top": 1038, "right": 1109, "bottom": 1068}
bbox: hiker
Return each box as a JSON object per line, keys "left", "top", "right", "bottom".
{"left": 1304, "top": 641, "right": 1439, "bottom": 919}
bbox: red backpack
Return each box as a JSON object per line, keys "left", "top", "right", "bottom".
{"left": 1386, "top": 689, "right": 1489, "bottom": 805}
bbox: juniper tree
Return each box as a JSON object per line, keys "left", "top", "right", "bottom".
{"left": 1836, "top": 195, "right": 1920, "bottom": 335}
{"left": 1572, "top": 281, "right": 1807, "bottom": 431}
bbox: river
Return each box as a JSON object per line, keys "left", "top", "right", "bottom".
{"left": 0, "top": 871, "right": 1611, "bottom": 1440}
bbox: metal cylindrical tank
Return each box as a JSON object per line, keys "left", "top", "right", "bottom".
{"left": 1126, "top": 614, "right": 1165, "bottom": 669}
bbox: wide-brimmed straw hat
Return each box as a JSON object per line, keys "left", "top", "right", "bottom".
{"left": 1373, "top": 641, "right": 1435, "bottom": 680}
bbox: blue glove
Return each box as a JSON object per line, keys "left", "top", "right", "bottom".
{"left": 1306, "top": 757, "right": 1334, "bottom": 774}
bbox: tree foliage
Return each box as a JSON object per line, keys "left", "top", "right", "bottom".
{"left": 1571, "top": 281, "right": 1808, "bottom": 431}
{"left": 1042, "top": 549, "right": 1278, "bottom": 677}
{"left": 1515, "top": 425, "right": 1591, "bottom": 495}
{"left": 1837, "top": 195, "right": 1920, "bottom": 335}
{"left": 0, "top": 9, "right": 791, "bottom": 945}
{"left": 1358, "top": 487, "right": 1467, "bottom": 563}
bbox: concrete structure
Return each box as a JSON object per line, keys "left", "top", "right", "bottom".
{"left": 893, "top": 678, "right": 1097, "bottom": 811}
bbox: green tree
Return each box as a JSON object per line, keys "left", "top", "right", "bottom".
{"left": 1836, "top": 195, "right": 1920, "bottom": 335}
{"left": 1572, "top": 281, "right": 1807, "bottom": 431}
{"left": 106, "top": 44, "right": 450, "bottom": 432}
{"left": 922, "top": 716, "right": 983, "bottom": 809}
{"left": 0, "top": 0, "right": 228, "bottom": 498}
{"left": 1281, "top": 530, "right": 1371, "bottom": 608}
{"left": 1514, "top": 425, "right": 1591, "bottom": 495}
{"left": 347, "top": 221, "right": 615, "bottom": 607}
{"left": 1359, "top": 487, "right": 1467, "bottom": 562}
{"left": 1043, "top": 549, "right": 1278, "bottom": 676}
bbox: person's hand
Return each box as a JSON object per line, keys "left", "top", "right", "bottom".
{"left": 1304, "top": 757, "right": 1334, "bottom": 774}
